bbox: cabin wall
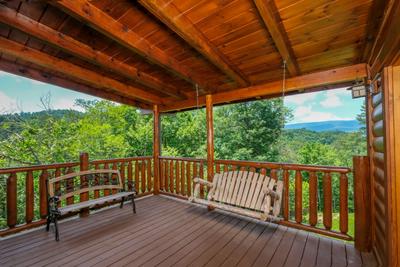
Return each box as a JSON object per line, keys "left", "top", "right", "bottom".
{"left": 368, "top": 66, "right": 400, "bottom": 267}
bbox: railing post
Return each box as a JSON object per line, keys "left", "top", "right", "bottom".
{"left": 206, "top": 94, "right": 214, "bottom": 182}
{"left": 153, "top": 104, "right": 160, "bottom": 194}
{"left": 80, "top": 152, "right": 89, "bottom": 217}
{"left": 353, "top": 156, "right": 372, "bottom": 251}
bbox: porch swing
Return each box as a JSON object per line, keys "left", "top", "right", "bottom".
{"left": 189, "top": 63, "right": 287, "bottom": 222}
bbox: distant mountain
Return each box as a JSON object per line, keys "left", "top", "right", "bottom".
{"left": 285, "top": 120, "right": 361, "bottom": 132}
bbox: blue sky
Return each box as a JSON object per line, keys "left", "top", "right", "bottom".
{"left": 0, "top": 71, "right": 364, "bottom": 123}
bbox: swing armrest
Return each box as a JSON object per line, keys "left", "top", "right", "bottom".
{"left": 193, "top": 177, "right": 213, "bottom": 188}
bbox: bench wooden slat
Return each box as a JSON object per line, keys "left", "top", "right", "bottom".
{"left": 240, "top": 171, "right": 255, "bottom": 207}
{"left": 250, "top": 174, "right": 264, "bottom": 209}
{"left": 245, "top": 172, "right": 260, "bottom": 208}
{"left": 221, "top": 171, "right": 234, "bottom": 202}
{"left": 235, "top": 171, "right": 249, "bottom": 206}
{"left": 231, "top": 171, "right": 244, "bottom": 205}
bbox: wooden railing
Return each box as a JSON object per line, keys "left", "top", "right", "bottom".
{"left": 0, "top": 155, "right": 153, "bottom": 237}
{"left": 159, "top": 157, "right": 353, "bottom": 241}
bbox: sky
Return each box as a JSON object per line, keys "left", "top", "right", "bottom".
{"left": 0, "top": 71, "right": 364, "bottom": 124}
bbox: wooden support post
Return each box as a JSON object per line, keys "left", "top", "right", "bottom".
{"left": 80, "top": 152, "right": 89, "bottom": 217}
{"left": 353, "top": 156, "right": 371, "bottom": 251}
{"left": 153, "top": 104, "right": 161, "bottom": 194}
{"left": 206, "top": 95, "right": 214, "bottom": 182}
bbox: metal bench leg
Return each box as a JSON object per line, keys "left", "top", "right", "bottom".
{"left": 132, "top": 196, "right": 136, "bottom": 214}
{"left": 120, "top": 197, "right": 125, "bottom": 209}
{"left": 54, "top": 218, "right": 59, "bottom": 241}
{"left": 46, "top": 216, "right": 51, "bottom": 232}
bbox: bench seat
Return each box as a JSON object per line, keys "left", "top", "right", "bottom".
{"left": 190, "top": 171, "right": 283, "bottom": 221}
{"left": 59, "top": 191, "right": 134, "bottom": 214}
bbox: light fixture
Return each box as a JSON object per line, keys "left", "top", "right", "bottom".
{"left": 348, "top": 80, "right": 368, "bottom": 99}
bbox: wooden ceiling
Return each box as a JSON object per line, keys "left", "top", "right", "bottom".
{"left": 0, "top": 0, "right": 397, "bottom": 112}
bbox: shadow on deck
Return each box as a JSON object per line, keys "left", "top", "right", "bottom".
{"left": 0, "top": 195, "right": 376, "bottom": 267}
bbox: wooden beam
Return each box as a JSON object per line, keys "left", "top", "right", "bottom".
{"left": 368, "top": 0, "right": 400, "bottom": 77}
{"left": 161, "top": 64, "right": 367, "bottom": 112}
{"left": 206, "top": 95, "right": 214, "bottom": 182}
{"left": 52, "top": 0, "right": 211, "bottom": 92}
{"left": 253, "top": 0, "right": 300, "bottom": 76}
{"left": 138, "top": 0, "right": 249, "bottom": 87}
{"left": 0, "top": 60, "right": 151, "bottom": 108}
{"left": 153, "top": 104, "right": 161, "bottom": 195}
{"left": 0, "top": 6, "right": 186, "bottom": 100}
{"left": 0, "top": 37, "right": 162, "bottom": 104}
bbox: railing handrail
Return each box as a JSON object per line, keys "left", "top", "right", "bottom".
{"left": 159, "top": 156, "right": 205, "bottom": 162}
{"left": 0, "top": 162, "right": 79, "bottom": 174}
{"left": 90, "top": 156, "right": 152, "bottom": 165}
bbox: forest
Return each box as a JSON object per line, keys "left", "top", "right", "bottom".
{"left": 0, "top": 97, "right": 366, "bottom": 235}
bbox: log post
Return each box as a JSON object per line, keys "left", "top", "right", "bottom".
{"left": 353, "top": 156, "right": 371, "bottom": 251}
{"left": 80, "top": 152, "right": 90, "bottom": 217}
{"left": 206, "top": 94, "right": 214, "bottom": 182}
{"left": 153, "top": 104, "right": 161, "bottom": 194}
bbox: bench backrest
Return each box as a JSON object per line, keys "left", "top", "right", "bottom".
{"left": 48, "top": 169, "right": 123, "bottom": 201}
{"left": 208, "top": 171, "right": 282, "bottom": 216}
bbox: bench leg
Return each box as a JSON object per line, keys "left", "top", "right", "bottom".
{"left": 120, "top": 197, "right": 125, "bottom": 209}
{"left": 207, "top": 205, "right": 215, "bottom": 211}
{"left": 132, "top": 195, "right": 136, "bottom": 214}
{"left": 46, "top": 216, "right": 51, "bottom": 232}
{"left": 54, "top": 218, "right": 59, "bottom": 241}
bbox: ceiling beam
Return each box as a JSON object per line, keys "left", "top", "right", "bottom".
{"left": 161, "top": 64, "right": 367, "bottom": 112}
{"left": 0, "top": 5, "right": 186, "bottom": 100}
{"left": 253, "top": 0, "right": 300, "bottom": 76}
{"left": 0, "top": 60, "right": 151, "bottom": 109}
{"left": 52, "top": 0, "right": 211, "bottom": 92}
{"left": 0, "top": 37, "right": 162, "bottom": 104}
{"left": 138, "top": 0, "right": 250, "bottom": 87}
{"left": 368, "top": 0, "right": 400, "bottom": 78}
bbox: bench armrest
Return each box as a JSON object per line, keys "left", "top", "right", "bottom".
{"left": 193, "top": 177, "right": 213, "bottom": 188}
{"left": 127, "top": 181, "right": 137, "bottom": 193}
{"left": 264, "top": 188, "right": 280, "bottom": 200}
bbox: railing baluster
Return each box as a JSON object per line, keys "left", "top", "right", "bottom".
{"left": 216, "top": 164, "right": 220, "bottom": 173}
{"left": 176, "top": 161, "right": 180, "bottom": 195}
{"left": 25, "top": 171, "right": 34, "bottom": 224}
{"left": 181, "top": 161, "right": 185, "bottom": 195}
{"left": 39, "top": 170, "right": 48, "bottom": 219}
{"left": 295, "top": 170, "right": 302, "bottom": 223}
{"left": 112, "top": 162, "right": 118, "bottom": 195}
{"left": 323, "top": 172, "right": 332, "bottom": 230}
{"left": 160, "top": 160, "right": 165, "bottom": 191}
{"left": 186, "top": 161, "right": 191, "bottom": 197}
{"left": 169, "top": 160, "right": 174, "bottom": 193}
{"left": 55, "top": 168, "right": 61, "bottom": 207}
{"left": 309, "top": 171, "right": 318, "bottom": 226}
{"left": 7, "top": 172, "right": 17, "bottom": 228}
{"left": 339, "top": 173, "right": 348, "bottom": 234}
{"left": 66, "top": 167, "right": 75, "bottom": 205}
{"left": 200, "top": 161, "right": 204, "bottom": 198}
{"left": 134, "top": 161, "right": 139, "bottom": 194}
{"left": 193, "top": 162, "right": 198, "bottom": 196}
{"left": 120, "top": 162, "right": 125, "bottom": 192}
{"left": 147, "top": 159, "right": 152, "bottom": 192}
{"left": 164, "top": 160, "right": 169, "bottom": 192}
{"left": 104, "top": 163, "right": 110, "bottom": 196}
{"left": 260, "top": 168, "right": 266, "bottom": 176}
{"left": 141, "top": 160, "right": 146, "bottom": 193}
{"left": 94, "top": 163, "right": 100, "bottom": 198}
{"left": 283, "top": 169, "right": 289, "bottom": 221}
{"left": 270, "top": 169, "right": 277, "bottom": 180}
{"left": 128, "top": 161, "right": 133, "bottom": 192}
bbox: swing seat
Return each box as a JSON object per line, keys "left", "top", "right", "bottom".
{"left": 189, "top": 171, "right": 283, "bottom": 221}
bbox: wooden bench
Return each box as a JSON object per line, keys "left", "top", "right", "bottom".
{"left": 46, "top": 169, "right": 136, "bottom": 241}
{"left": 189, "top": 171, "right": 283, "bottom": 221}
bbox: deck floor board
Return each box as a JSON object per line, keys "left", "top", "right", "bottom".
{"left": 0, "top": 195, "right": 376, "bottom": 267}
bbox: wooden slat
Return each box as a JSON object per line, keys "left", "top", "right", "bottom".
{"left": 283, "top": 169, "right": 289, "bottom": 221}
{"left": 175, "top": 161, "right": 180, "bottom": 195}
{"left": 295, "top": 170, "right": 302, "bottom": 223}
{"left": 309, "top": 171, "right": 318, "bottom": 226}
{"left": 141, "top": 160, "right": 146, "bottom": 193}
{"left": 25, "top": 171, "right": 34, "bottom": 224}
{"left": 138, "top": 0, "right": 249, "bottom": 87}
{"left": 53, "top": 0, "right": 211, "bottom": 92}
{"left": 180, "top": 160, "right": 185, "bottom": 195}
{"left": 147, "top": 159, "right": 152, "bottom": 192}
{"left": 160, "top": 160, "right": 165, "bottom": 191}
{"left": 135, "top": 161, "right": 140, "bottom": 194}
{"left": 253, "top": 0, "right": 300, "bottom": 76}
{"left": 226, "top": 172, "right": 238, "bottom": 204}
{"left": 128, "top": 161, "right": 133, "bottom": 192}
{"left": 339, "top": 173, "right": 348, "bottom": 234}
{"left": 112, "top": 162, "right": 118, "bottom": 195}
{"left": 255, "top": 175, "right": 271, "bottom": 210}
{"left": 199, "top": 161, "right": 204, "bottom": 198}
{"left": 240, "top": 171, "right": 254, "bottom": 207}
{"left": 0, "top": 6, "right": 185, "bottom": 99}
{"left": 323, "top": 172, "right": 332, "bottom": 230}
{"left": 169, "top": 160, "right": 174, "bottom": 193}
{"left": 66, "top": 167, "right": 75, "bottom": 204}
{"left": 7, "top": 173, "right": 17, "bottom": 228}
{"left": 120, "top": 162, "right": 126, "bottom": 192}
{"left": 39, "top": 170, "right": 48, "bottom": 219}
{"left": 0, "top": 37, "right": 161, "bottom": 105}
{"left": 93, "top": 164, "right": 100, "bottom": 199}
{"left": 164, "top": 160, "right": 169, "bottom": 192}
{"left": 186, "top": 161, "right": 191, "bottom": 197}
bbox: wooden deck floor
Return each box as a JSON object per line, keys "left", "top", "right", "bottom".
{"left": 0, "top": 195, "right": 376, "bottom": 267}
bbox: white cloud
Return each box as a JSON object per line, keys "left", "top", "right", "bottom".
{"left": 293, "top": 105, "right": 352, "bottom": 123}
{"left": 0, "top": 91, "right": 18, "bottom": 113}
{"left": 320, "top": 88, "right": 350, "bottom": 108}
{"left": 53, "top": 98, "right": 85, "bottom": 112}
{"left": 30, "top": 79, "right": 46, "bottom": 86}
{"left": 285, "top": 92, "right": 317, "bottom": 105}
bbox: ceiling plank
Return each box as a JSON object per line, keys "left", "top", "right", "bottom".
{"left": 161, "top": 63, "right": 367, "bottom": 112}
{"left": 253, "top": 0, "right": 300, "bottom": 76}
{"left": 138, "top": 0, "right": 250, "bottom": 87}
{"left": 0, "top": 37, "right": 162, "bottom": 104}
{"left": 368, "top": 0, "right": 400, "bottom": 77}
{"left": 0, "top": 60, "right": 151, "bottom": 108}
{"left": 52, "top": 0, "right": 211, "bottom": 92}
{"left": 0, "top": 5, "right": 186, "bottom": 100}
